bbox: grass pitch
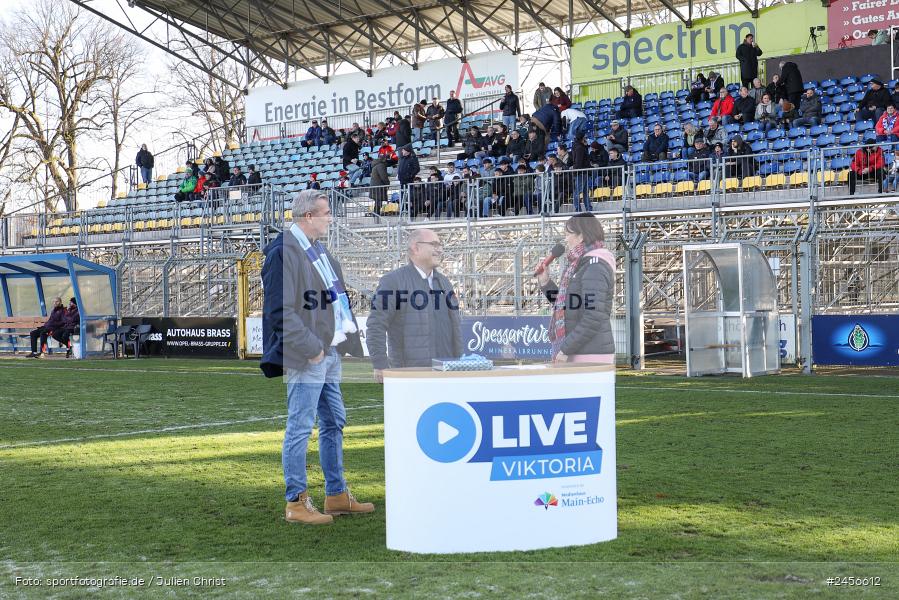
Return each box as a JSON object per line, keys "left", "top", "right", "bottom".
{"left": 0, "top": 358, "right": 896, "bottom": 598}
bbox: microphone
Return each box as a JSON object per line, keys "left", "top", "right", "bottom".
{"left": 534, "top": 243, "right": 565, "bottom": 276}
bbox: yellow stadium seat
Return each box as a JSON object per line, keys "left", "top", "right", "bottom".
{"left": 742, "top": 176, "right": 761, "bottom": 190}
{"left": 48, "top": 227, "right": 60, "bottom": 236}
{"left": 821, "top": 170, "right": 836, "bottom": 185}
{"left": 382, "top": 202, "right": 399, "bottom": 215}
{"left": 723, "top": 177, "right": 740, "bottom": 191}
{"left": 592, "top": 187, "right": 611, "bottom": 199}
{"left": 116, "top": 191, "right": 127, "bottom": 199}
{"left": 227, "top": 141, "right": 240, "bottom": 150}
{"left": 137, "top": 182, "right": 148, "bottom": 190}
{"left": 765, "top": 173, "right": 786, "bottom": 188}
{"left": 212, "top": 151, "right": 222, "bottom": 158}
{"left": 70, "top": 225, "right": 80, "bottom": 234}
{"left": 696, "top": 179, "right": 712, "bottom": 193}
{"left": 58, "top": 226, "right": 69, "bottom": 236}
{"left": 113, "top": 222, "right": 125, "bottom": 232}
{"left": 155, "top": 175, "right": 167, "bottom": 182}
{"left": 654, "top": 182, "right": 673, "bottom": 196}
{"left": 284, "top": 209, "right": 292, "bottom": 220}
{"left": 180, "top": 216, "right": 192, "bottom": 227}
{"left": 253, "top": 212, "right": 262, "bottom": 221}
{"left": 838, "top": 169, "right": 850, "bottom": 183}
{"left": 214, "top": 215, "right": 225, "bottom": 225}
{"left": 635, "top": 183, "right": 653, "bottom": 197}
{"left": 157, "top": 218, "right": 170, "bottom": 229}
{"left": 145, "top": 219, "right": 157, "bottom": 229}
{"left": 96, "top": 199, "right": 107, "bottom": 209}
{"left": 100, "top": 224, "right": 111, "bottom": 233}
{"left": 176, "top": 166, "right": 186, "bottom": 173}
{"left": 50, "top": 218, "right": 64, "bottom": 227}
{"left": 612, "top": 186, "right": 623, "bottom": 198}
{"left": 675, "top": 180, "right": 695, "bottom": 194}
{"left": 134, "top": 221, "right": 146, "bottom": 231}
{"left": 789, "top": 172, "right": 808, "bottom": 186}
{"left": 30, "top": 228, "right": 38, "bottom": 238}
{"left": 191, "top": 216, "right": 202, "bottom": 226}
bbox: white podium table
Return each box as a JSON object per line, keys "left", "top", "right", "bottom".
{"left": 383, "top": 363, "right": 616, "bottom": 554}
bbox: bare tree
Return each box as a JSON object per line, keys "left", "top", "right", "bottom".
{"left": 0, "top": 0, "right": 120, "bottom": 212}
{"left": 167, "top": 47, "right": 247, "bottom": 156}
{"left": 100, "top": 35, "right": 162, "bottom": 200}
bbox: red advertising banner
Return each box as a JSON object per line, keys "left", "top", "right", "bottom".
{"left": 828, "top": 0, "right": 899, "bottom": 49}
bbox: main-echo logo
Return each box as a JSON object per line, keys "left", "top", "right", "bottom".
{"left": 415, "top": 397, "right": 602, "bottom": 481}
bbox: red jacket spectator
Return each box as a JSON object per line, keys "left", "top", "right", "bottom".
{"left": 851, "top": 147, "right": 884, "bottom": 173}
{"left": 875, "top": 108, "right": 899, "bottom": 136}
{"left": 710, "top": 94, "right": 735, "bottom": 122}
{"left": 550, "top": 88, "right": 572, "bottom": 111}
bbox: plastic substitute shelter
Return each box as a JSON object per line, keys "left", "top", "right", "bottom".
{"left": 0, "top": 253, "right": 117, "bottom": 358}
{"left": 683, "top": 243, "right": 780, "bottom": 378}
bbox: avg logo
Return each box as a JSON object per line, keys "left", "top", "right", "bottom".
{"left": 455, "top": 62, "right": 507, "bottom": 96}
{"left": 534, "top": 492, "right": 558, "bottom": 510}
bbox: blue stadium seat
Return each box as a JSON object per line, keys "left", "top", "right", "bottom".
{"left": 788, "top": 127, "right": 807, "bottom": 139}
{"left": 839, "top": 76, "right": 858, "bottom": 86}
{"left": 855, "top": 120, "right": 875, "bottom": 133}
{"left": 820, "top": 78, "right": 838, "bottom": 89}
{"left": 831, "top": 122, "right": 851, "bottom": 135}
{"left": 766, "top": 128, "right": 786, "bottom": 140}
{"left": 746, "top": 131, "right": 765, "bottom": 142}
{"left": 815, "top": 133, "right": 836, "bottom": 147}
{"left": 793, "top": 137, "right": 812, "bottom": 150}
{"left": 859, "top": 73, "right": 879, "bottom": 84}
{"left": 838, "top": 131, "right": 858, "bottom": 145}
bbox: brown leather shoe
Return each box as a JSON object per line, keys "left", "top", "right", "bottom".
{"left": 285, "top": 492, "right": 333, "bottom": 525}
{"left": 324, "top": 488, "right": 375, "bottom": 515}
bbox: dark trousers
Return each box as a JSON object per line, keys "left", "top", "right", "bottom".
{"left": 30, "top": 327, "right": 49, "bottom": 353}
{"left": 787, "top": 91, "right": 802, "bottom": 108}
{"left": 741, "top": 77, "right": 753, "bottom": 89}
{"left": 849, "top": 169, "right": 884, "bottom": 195}
{"left": 445, "top": 116, "right": 460, "bottom": 146}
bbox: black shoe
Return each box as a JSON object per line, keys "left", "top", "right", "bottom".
{"left": 26, "top": 352, "right": 37, "bottom": 358}
{"left": 66, "top": 348, "right": 73, "bottom": 358}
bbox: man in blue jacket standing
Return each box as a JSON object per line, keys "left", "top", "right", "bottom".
{"left": 260, "top": 189, "right": 372, "bottom": 526}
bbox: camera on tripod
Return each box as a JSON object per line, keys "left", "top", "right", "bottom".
{"left": 807, "top": 25, "right": 826, "bottom": 52}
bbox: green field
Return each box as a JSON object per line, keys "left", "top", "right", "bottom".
{"left": 0, "top": 358, "right": 896, "bottom": 599}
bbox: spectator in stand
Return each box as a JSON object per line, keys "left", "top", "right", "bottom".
{"left": 682, "top": 123, "right": 703, "bottom": 159}
{"left": 533, "top": 164, "right": 548, "bottom": 214}
{"left": 735, "top": 33, "right": 762, "bottom": 89}
{"left": 704, "top": 118, "right": 726, "bottom": 147}
{"left": 511, "top": 163, "right": 534, "bottom": 215}
{"left": 516, "top": 114, "right": 530, "bottom": 137}
{"left": 891, "top": 82, "right": 899, "bottom": 109}
{"left": 426, "top": 97, "right": 445, "bottom": 142}
{"left": 617, "top": 85, "right": 643, "bottom": 119}
{"left": 136, "top": 144, "right": 154, "bottom": 185}
{"left": 875, "top": 104, "right": 899, "bottom": 142}
{"left": 175, "top": 163, "right": 198, "bottom": 202}
{"left": 321, "top": 120, "right": 336, "bottom": 146}
{"left": 396, "top": 114, "right": 413, "bottom": 147}
{"left": 458, "top": 126, "right": 487, "bottom": 160}
{"left": 562, "top": 106, "right": 589, "bottom": 144}
{"left": 336, "top": 171, "right": 350, "bottom": 191}
{"left": 306, "top": 173, "right": 321, "bottom": 190}
{"left": 342, "top": 131, "right": 361, "bottom": 169}
{"left": 215, "top": 155, "right": 230, "bottom": 178}
{"left": 304, "top": 120, "right": 322, "bottom": 147}
{"left": 523, "top": 129, "right": 545, "bottom": 162}
{"left": 228, "top": 167, "right": 247, "bottom": 187}
{"left": 441, "top": 162, "right": 462, "bottom": 219}
{"left": 247, "top": 165, "right": 262, "bottom": 187}
{"left": 571, "top": 133, "right": 592, "bottom": 212}
{"left": 378, "top": 139, "right": 397, "bottom": 166}
{"left": 778, "top": 60, "right": 804, "bottom": 107}
{"left": 793, "top": 89, "right": 822, "bottom": 128}
{"left": 589, "top": 141, "right": 609, "bottom": 168}
{"left": 726, "top": 135, "right": 755, "bottom": 179}
{"left": 373, "top": 122, "right": 389, "bottom": 146}
{"left": 479, "top": 158, "right": 495, "bottom": 179}
{"left": 369, "top": 156, "right": 389, "bottom": 215}
{"left": 765, "top": 74, "right": 783, "bottom": 103}
{"left": 556, "top": 144, "right": 572, "bottom": 167}
{"left": 778, "top": 98, "right": 797, "bottom": 128}
{"left": 712, "top": 142, "right": 725, "bottom": 167}
{"left": 397, "top": 144, "right": 420, "bottom": 192}
{"left": 644, "top": 123, "right": 670, "bottom": 162}
{"left": 550, "top": 87, "right": 572, "bottom": 111}
{"left": 348, "top": 153, "right": 372, "bottom": 187}
{"left": 885, "top": 159, "right": 899, "bottom": 193}
{"left": 486, "top": 124, "right": 507, "bottom": 158}
{"left": 732, "top": 86, "right": 757, "bottom": 126}
{"left": 857, "top": 79, "right": 891, "bottom": 123}
{"left": 444, "top": 91, "right": 463, "bottom": 147}
{"left": 705, "top": 71, "right": 725, "bottom": 99}
{"left": 849, "top": 145, "right": 885, "bottom": 195}
{"left": 506, "top": 129, "right": 525, "bottom": 160}
{"left": 605, "top": 148, "right": 626, "bottom": 189}
{"left": 868, "top": 28, "right": 889, "bottom": 45}
{"left": 478, "top": 170, "right": 499, "bottom": 217}
{"left": 710, "top": 88, "right": 735, "bottom": 125}
{"left": 531, "top": 103, "right": 561, "bottom": 147}
{"left": 605, "top": 119, "right": 628, "bottom": 152}
{"left": 689, "top": 138, "right": 711, "bottom": 182}
{"left": 500, "top": 85, "right": 521, "bottom": 130}
{"left": 385, "top": 117, "right": 399, "bottom": 142}
{"left": 411, "top": 100, "right": 427, "bottom": 142}
{"left": 749, "top": 78, "right": 766, "bottom": 104}
{"left": 690, "top": 72, "right": 709, "bottom": 104}
{"left": 755, "top": 94, "right": 778, "bottom": 133}
{"left": 533, "top": 82, "right": 553, "bottom": 110}
{"left": 27, "top": 296, "right": 65, "bottom": 358}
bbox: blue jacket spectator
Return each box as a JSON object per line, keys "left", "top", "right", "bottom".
{"left": 304, "top": 121, "right": 322, "bottom": 147}
{"left": 617, "top": 86, "right": 643, "bottom": 119}
{"left": 643, "top": 124, "right": 669, "bottom": 162}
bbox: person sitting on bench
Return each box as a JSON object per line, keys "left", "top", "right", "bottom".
{"left": 27, "top": 297, "right": 66, "bottom": 358}
{"left": 59, "top": 298, "right": 81, "bottom": 358}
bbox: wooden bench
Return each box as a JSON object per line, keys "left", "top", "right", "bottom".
{"left": 0, "top": 317, "right": 50, "bottom": 353}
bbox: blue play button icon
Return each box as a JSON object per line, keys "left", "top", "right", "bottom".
{"left": 416, "top": 403, "right": 478, "bottom": 463}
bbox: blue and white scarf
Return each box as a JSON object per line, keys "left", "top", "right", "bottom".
{"left": 289, "top": 223, "right": 357, "bottom": 346}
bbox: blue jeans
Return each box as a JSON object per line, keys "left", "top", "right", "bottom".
{"left": 503, "top": 115, "right": 517, "bottom": 130}
{"left": 573, "top": 173, "right": 592, "bottom": 211}
{"left": 482, "top": 195, "right": 502, "bottom": 217}
{"left": 140, "top": 167, "right": 152, "bottom": 184}
{"left": 283, "top": 348, "right": 346, "bottom": 501}
{"left": 348, "top": 167, "right": 364, "bottom": 185}
{"left": 413, "top": 127, "right": 422, "bottom": 142}
{"left": 567, "top": 117, "right": 588, "bottom": 144}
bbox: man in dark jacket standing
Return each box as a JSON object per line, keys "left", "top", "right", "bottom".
{"left": 735, "top": 34, "right": 762, "bottom": 89}
{"left": 397, "top": 144, "right": 420, "bottom": 215}
{"left": 571, "top": 133, "right": 592, "bottom": 211}
{"left": 533, "top": 82, "right": 552, "bottom": 111}
{"left": 444, "top": 90, "right": 463, "bottom": 146}
{"left": 367, "top": 228, "right": 462, "bottom": 382}
{"left": 27, "top": 297, "right": 66, "bottom": 358}
{"left": 778, "top": 61, "right": 804, "bottom": 107}
{"left": 369, "top": 156, "right": 390, "bottom": 215}
{"left": 425, "top": 98, "right": 445, "bottom": 142}
{"left": 396, "top": 115, "right": 412, "bottom": 147}
{"left": 136, "top": 144, "right": 154, "bottom": 185}
{"left": 500, "top": 85, "right": 521, "bottom": 131}
{"left": 260, "top": 189, "right": 372, "bottom": 526}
